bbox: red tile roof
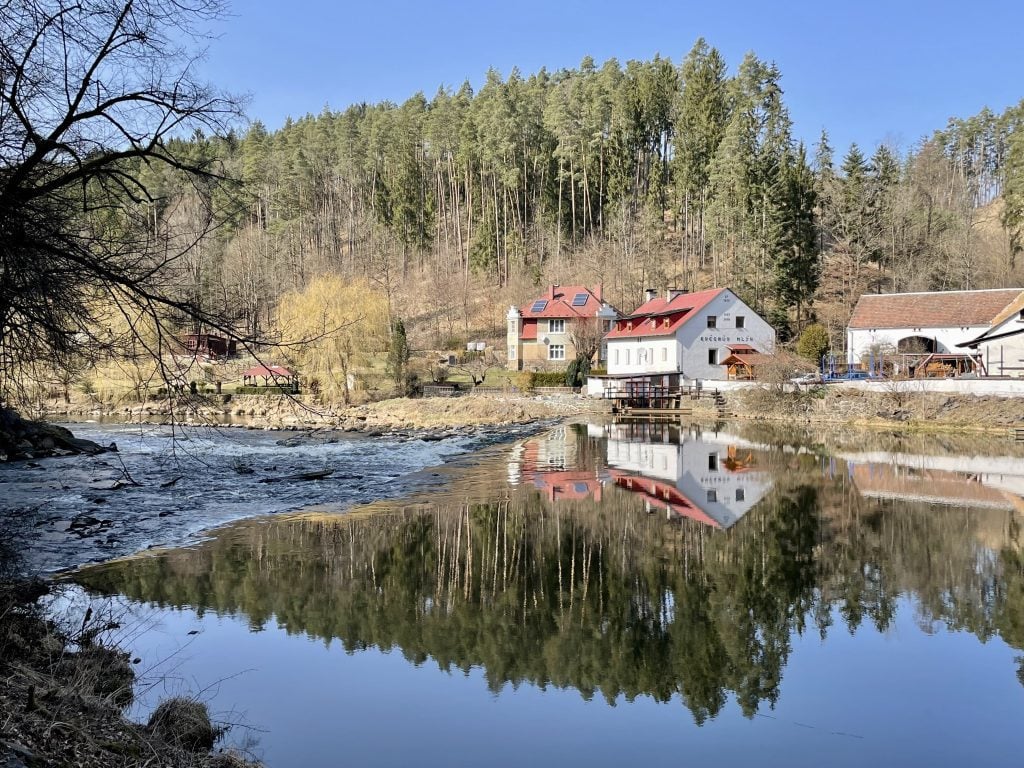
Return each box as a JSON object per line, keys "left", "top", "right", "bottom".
{"left": 518, "top": 285, "right": 612, "bottom": 319}
{"left": 520, "top": 320, "right": 538, "bottom": 340}
{"left": 848, "top": 289, "right": 1024, "bottom": 330}
{"left": 606, "top": 288, "right": 724, "bottom": 339}
{"left": 609, "top": 471, "right": 721, "bottom": 528}
{"left": 989, "top": 292, "right": 1024, "bottom": 327}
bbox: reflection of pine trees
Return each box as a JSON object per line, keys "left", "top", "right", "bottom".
{"left": 77, "top": 476, "right": 1024, "bottom": 723}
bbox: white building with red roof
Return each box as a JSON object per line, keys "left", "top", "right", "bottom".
{"left": 506, "top": 284, "right": 619, "bottom": 370}
{"left": 846, "top": 288, "right": 1024, "bottom": 374}
{"left": 603, "top": 287, "right": 775, "bottom": 382}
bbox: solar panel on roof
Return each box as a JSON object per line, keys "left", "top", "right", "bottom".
{"left": 571, "top": 293, "right": 588, "bottom": 307}
{"left": 530, "top": 299, "right": 548, "bottom": 313}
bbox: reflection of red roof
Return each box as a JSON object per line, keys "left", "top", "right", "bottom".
{"left": 527, "top": 470, "right": 603, "bottom": 502}
{"left": 242, "top": 365, "right": 294, "bottom": 378}
{"left": 851, "top": 464, "right": 1011, "bottom": 508}
{"left": 519, "top": 285, "right": 613, "bottom": 319}
{"left": 606, "top": 288, "right": 724, "bottom": 339}
{"left": 608, "top": 470, "right": 721, "bottom": 529}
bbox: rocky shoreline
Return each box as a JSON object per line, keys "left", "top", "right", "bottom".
{"left": 0, "top": 408, "right": 114, "bottom": 462}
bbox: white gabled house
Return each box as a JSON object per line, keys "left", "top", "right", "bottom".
{"left": 602, "top": 287, "right": 775, "bottom": 385}
{"left": 957, "top": 292, "right": 1024, "bottom": 377}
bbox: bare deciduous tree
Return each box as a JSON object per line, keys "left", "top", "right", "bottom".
{"left": 0, "top": 0, "right": 242, "bottom": 402}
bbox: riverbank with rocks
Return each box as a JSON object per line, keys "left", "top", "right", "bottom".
{"left": 0, "top": 576, "right": 258, "bottom": 768}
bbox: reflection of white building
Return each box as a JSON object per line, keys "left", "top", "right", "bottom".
{"left": 604, "top": 425, "right": 772, "bottom": 529}
{"left": 507, "top": 426, "right": 607, "bottom": 502}
{"left": 838, "top": 450, "right": 1024, "bottom": 511}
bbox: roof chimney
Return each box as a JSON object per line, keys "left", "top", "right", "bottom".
{"left": 667, "top": 287, "right": 687, "bottom": 302}
{"left": 594, "top": 283, "right": 603, "bottom": 301}
{"left": 549, "top": 284, "right": 558, "bottom": 300}
{"left": 644, "top": 287, "right": 656, "bottom": 303}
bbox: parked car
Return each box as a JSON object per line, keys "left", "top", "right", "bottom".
{"left": 790, "top": 372, "right": 822, "bottom": 385}
{"left": 823, "top": 370, "right": 871, "bottom": 382}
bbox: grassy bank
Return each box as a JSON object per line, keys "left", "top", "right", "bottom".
{"left": 721, "top": 385, "right": 1024, "bottom": 435}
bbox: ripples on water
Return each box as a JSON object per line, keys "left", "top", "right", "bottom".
{"left": 20, "top": 421, "right": 1024, "bottom": 766}
{"left": 0, "top": 422, "right": 477, "bottom": 572}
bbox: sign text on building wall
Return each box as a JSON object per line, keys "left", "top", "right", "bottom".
{"left": 697, "top": 334, "right": 754, "bottom": 344}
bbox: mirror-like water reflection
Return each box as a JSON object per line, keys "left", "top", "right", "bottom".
{"left": 73, "top": 421, "right": 1024, "bottom": 766}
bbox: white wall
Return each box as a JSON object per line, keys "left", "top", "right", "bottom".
{"left": 846, "top": 325, "right": 987, "bottom": 366}
{"left": 678, "top": 291, "right": 774, "bottom": 380}
{"left": 836, "top": 378, "right": 1024, "bottom": 397}
{"left": 606, "top": 337, "right": 680, "bottom": 375}
{"left": 976, "top": 315, "right": 1024, "bottom": 377}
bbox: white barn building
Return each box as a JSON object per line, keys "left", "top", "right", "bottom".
{"left": 602, "top": 287, "right": 775, "bottom": 383}
{"left": 846, "top": 288, "right": 1024, "bottom": 372}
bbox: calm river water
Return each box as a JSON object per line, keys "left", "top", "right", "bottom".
{"left": 41, "top": 421, "right": 1024, "bottom": 765}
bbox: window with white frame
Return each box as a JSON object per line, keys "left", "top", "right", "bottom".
{"left": 549, "top": 319, "right": 565, "bottom": 333}
{"left": 548, "top": 344, "right": 565, "bottom": 360}
{"left": 661, "top": 347, "right": 667, "bottom": 362}
{"left": 509, "top": 346, "right": 516, "bottom": 359}
{"left": 614, "top": 348, "right": 619, "bottom": 365}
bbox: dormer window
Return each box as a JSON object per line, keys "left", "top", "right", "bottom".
{"left": 663, "top": 317, "right": 670, "bottom": 327}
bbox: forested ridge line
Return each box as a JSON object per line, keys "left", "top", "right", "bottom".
{"left": 139, "top": 40, "right": 1024, "bottom": 344}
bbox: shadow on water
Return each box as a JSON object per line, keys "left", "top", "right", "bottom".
{"left": 73, "top": 421, "right": 1024, "bottom": 724}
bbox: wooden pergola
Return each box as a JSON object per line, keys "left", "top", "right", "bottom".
{"left": 241, "top": 365, "right": 299, "bottom": 392}
{"left": 722, "top": 351, "right": 773, "bottom": 380}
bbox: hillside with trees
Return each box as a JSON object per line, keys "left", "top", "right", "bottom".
{"left": 132, "top": 41, "right": 1024, "bottom": 352}
{"left": 4, "top": 6, "right": 1024, "bottom": 404}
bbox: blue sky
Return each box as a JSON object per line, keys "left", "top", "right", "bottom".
{"left": 200, "top": 0, "right": 1024, "bottom": 155}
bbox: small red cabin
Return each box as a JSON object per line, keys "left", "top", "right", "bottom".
{"left": 182, "top": 333, "right": 237, "bottom": 358}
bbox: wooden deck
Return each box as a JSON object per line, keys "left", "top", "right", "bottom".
{"left": 606, "top": 383, "right": 728, "bottom": 417}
